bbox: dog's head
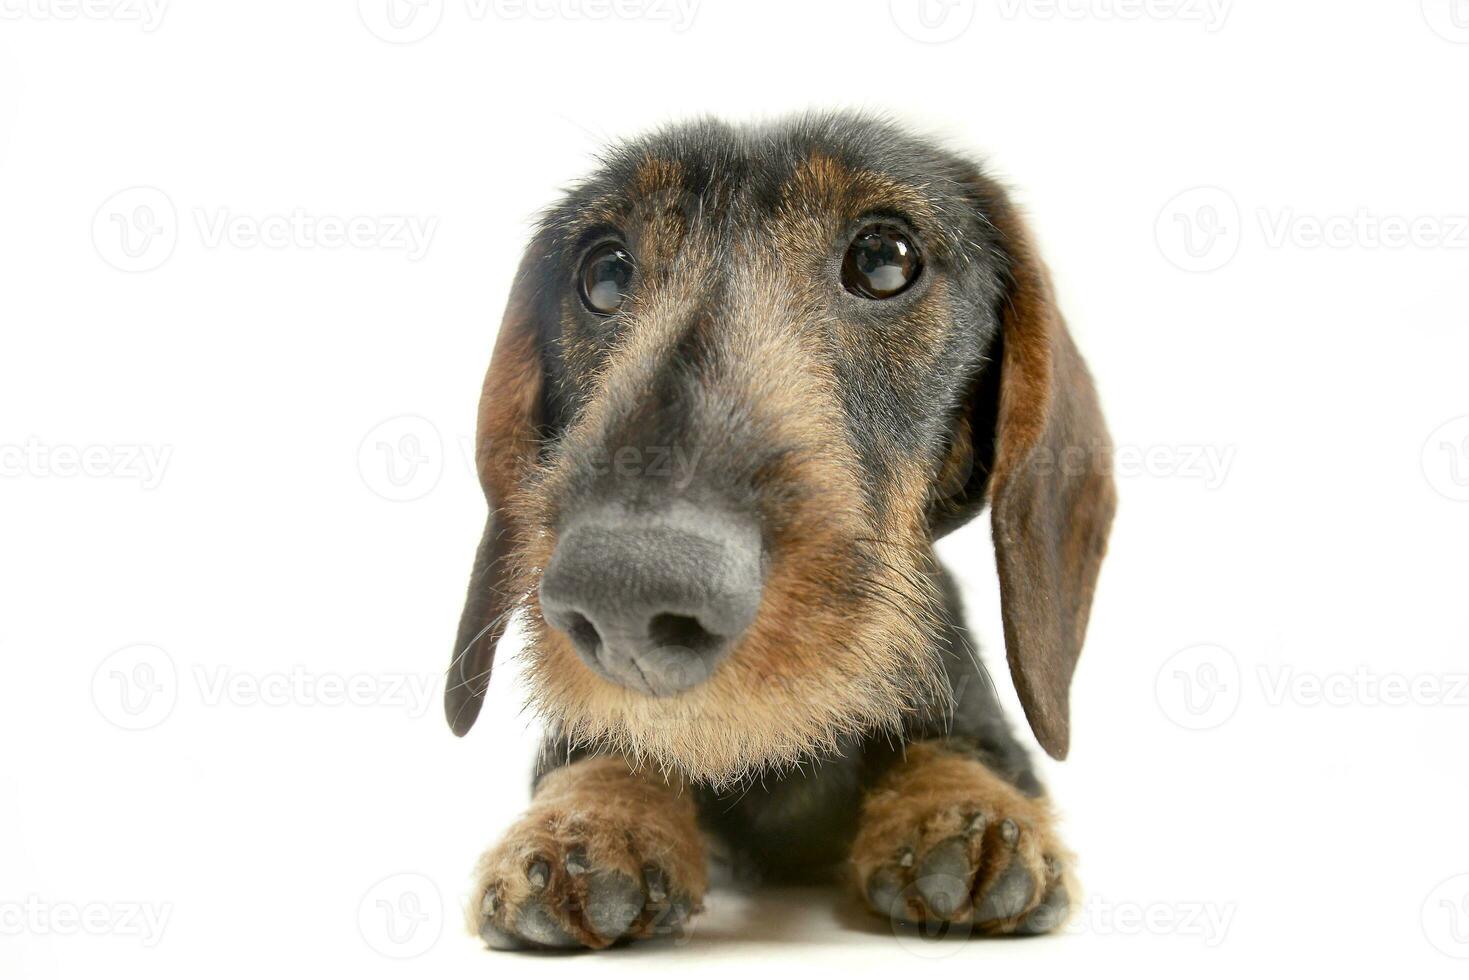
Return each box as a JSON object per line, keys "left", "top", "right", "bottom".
{"left": 445, "top": 114, "right": 1114, "bottom": 785}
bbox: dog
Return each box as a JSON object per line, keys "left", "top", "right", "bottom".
{"left": 444, "top": 112, "right": 1115, "bottom": 950}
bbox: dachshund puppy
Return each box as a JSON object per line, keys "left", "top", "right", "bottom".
{"left": 445, "top": 112, "right": 1115, "bottom": 950}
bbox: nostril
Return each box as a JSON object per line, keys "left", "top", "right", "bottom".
{"left": 647, "top": 613, "right": 721, "bottom": 657}
{"left": 564, "top": 612, "right": 602, "bottom": 656}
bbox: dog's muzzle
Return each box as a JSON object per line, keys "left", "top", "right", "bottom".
{"left": 538, "top": 502, "right": 764, "bottom": 696}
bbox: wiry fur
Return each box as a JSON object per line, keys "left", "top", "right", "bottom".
{"left": 446, "top": 111, "right": 1115, "bottom": 950}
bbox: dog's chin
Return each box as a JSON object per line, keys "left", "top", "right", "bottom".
{"left": 521, "top": 622, "right": 946, "bottom": 791}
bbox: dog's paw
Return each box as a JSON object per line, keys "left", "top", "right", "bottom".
{"left": 851, "top": 746, "right": 1073, "bottom": 935}
{"left": 469, "top": 759, "right": 706, "bottom": 951}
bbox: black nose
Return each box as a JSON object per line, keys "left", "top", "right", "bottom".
{"left": 539, "top": 503, "right": 764, "bottom": 696}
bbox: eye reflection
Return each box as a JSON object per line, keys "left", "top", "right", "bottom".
{"left": 580, "top": 243, "right": 635, "bottom": 315}
{"left": 841, "top": 224, "right": 922, "bottom": 299}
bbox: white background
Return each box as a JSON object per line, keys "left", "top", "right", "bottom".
{"left": 2, "top": 1, "right": 1467, "bottom": 976}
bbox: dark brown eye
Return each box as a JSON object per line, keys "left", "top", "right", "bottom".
{"left": 579, "top": 242, "right": 635, "bottom": 315}
{"left": 841, "top": 224, "right": 922, "bottom": 299}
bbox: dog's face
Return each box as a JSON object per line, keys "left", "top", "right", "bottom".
{"left": 446, "top": 115, "right": 1115, "bottom": 787}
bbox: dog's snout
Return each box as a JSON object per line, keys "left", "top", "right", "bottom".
{"left": 539, "top": 504, "right": 764, "bottom": 696}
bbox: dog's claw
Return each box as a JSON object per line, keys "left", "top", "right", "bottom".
{"left": 866, "top": 865, "right": 903, "bottom": 918}
{"left": 564, "top": 846, "right": 590, "bottom": 876}
{"left": 975, "top": 856, "right": 1035, "bottom": 924}
{"left": 643, "top": 865, "right": 668, "bottom": 904}
{"left": 916, "top": 836, "right": 971, "bottom": 918}
{"left": 479, "top": 916, "right": 527, "bottom": 951}
{"left": 514, "top": 902, "right": 579, "bottom": 948}
{"left": 1013, "top": 879, "right": 1069, "bottom": 935}
{"left": 585, "top": 870, "right": 643, "bottom": 940}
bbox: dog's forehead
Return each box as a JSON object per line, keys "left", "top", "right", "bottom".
{"left": 546, "top": 116, "right": 982, "bottom": 256}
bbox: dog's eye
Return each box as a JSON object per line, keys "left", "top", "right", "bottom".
{"left": 580, "top": 243, "right": 635, "bottom": 315}
{"left": 841, "top": 224, "right": 922, "bottom": 299}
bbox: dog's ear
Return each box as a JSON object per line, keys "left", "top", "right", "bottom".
{"left": 445, "top": 246, "right": 549, "bottom": 736}
{"left": 935, "top": 182, "right": 1116, "bottom": 761}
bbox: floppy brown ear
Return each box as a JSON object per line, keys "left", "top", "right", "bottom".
{"left": 445, "top": 249, "right": 548, "bottom": 736}
{"left": 985, "top": 192, "right": 1116, "bottom": 761}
